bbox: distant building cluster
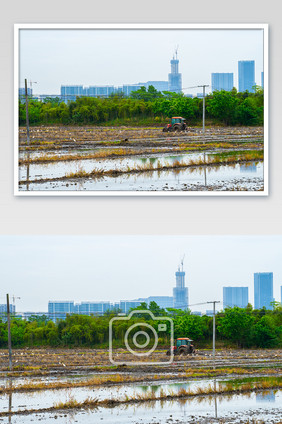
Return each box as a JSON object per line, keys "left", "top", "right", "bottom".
{"left": 59, "top": 53, "right": 181, "bottom": 102}
{"left": 3, "top": 271, "right": 279, "bottom": 321}
{"left": 223, "top": 272, "right": 275, "bottom": 311}
{"left": 211, "top": 60, "right": 261, "bottom": 93}
{"left": 19, "top": 53, "right": 264, "bottom": 103}
{"left": 48, "top": 262, "right": 189, "bottom": 321}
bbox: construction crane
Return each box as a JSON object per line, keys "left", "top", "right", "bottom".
{"left": 12, "top": 295, "right": 20, "bottom": 305}
{"left": 175, "top": 45, "right": 179, "bottom": 60}
{"left": 29, "top": 80, "right": 37, "bottom": 90}
{"left": 180, "top": 254, "right": 185, "bottom": 272}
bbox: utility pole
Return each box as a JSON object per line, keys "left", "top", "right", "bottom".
{"left": 197, "top": 85, "right": 209, "bottom": 134}
{"left": 24, "top": 78, "right": 30, "bottom": 145}
{"left": 207, "top": 300, "right": 220, "bottom": 369}
{"left": 6, "top": 294, "right": 12, "bottom": 371}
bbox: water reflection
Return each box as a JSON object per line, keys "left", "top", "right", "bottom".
{"left": 2, "top": 380, "right": 281, "bottom": 424}
{"left": 7, "top": 378, "right": 12, "bottom": 423}
{"left": 240, "top": 163, "right": 257, "bottom": 173}
{"left": 256, "top": 390, "right": 276, "bottom": 403}
{"left": 18, "top": 147, "right": 264, "bottom": 192}
{"left": 214, "top": 378, "right": 218, "bottom": 418}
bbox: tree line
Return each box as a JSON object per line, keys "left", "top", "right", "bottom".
{"left": 0, "top": 302, "right": 280, "bottom": 349}
{"left": 19, "top": 86, "right": 264, "bottom": 127}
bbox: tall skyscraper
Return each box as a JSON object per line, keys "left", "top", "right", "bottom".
{"left": 238, "top": 60, "right": 255, "bottom": 93}
{"left": 223, "top": 286, "right": 249, "bottom": 309}
{"left": 254, "top": 272, "right": 274, "bottom": 309}
{"left": 173, "top": 260, "right": 188, "bottom": 310}
{"left": 168, "top": 50, "right": 182, "bottom": 93}
{"left": 211, "top": 73, "right": 234, "bottom": 92}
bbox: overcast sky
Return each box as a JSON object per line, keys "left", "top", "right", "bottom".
{"left": 18, "top": 27, "right": 264, "bottom": 95}
{"left": 1, "top": 235, "right": 281, "bottom": 313}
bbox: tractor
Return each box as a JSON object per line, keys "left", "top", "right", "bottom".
{"left": 166, "top": 337, "right": 195, "bottom": 356}
{"left": 163, "top": 117, "right": 187, "bottom": 132}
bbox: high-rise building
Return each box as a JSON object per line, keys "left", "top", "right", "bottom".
{"left": 138, "top": 296, "right": 173, "bottom": 309}
{"left": 48, "top": 301, "right": 75, "bottom": 321}
{"left": 254, "top": 272, "right": 274, "bottom": 310}
{"left": 168, "top": 51, "right": 182, "bottom": 93}
{"left": 173, "top": 261, "right": 188, "bottom": 310}
{"left": 0, "top": 304, "right": 16, "bottom": 320}
{"left": 119, "top": 300, "right": 142, "bottom": 314}
{"left": 77, "top": 302, "right": 112, "bottom": 315}
{"left": 238, "top": 60, "right": 255, "bottom": 93}
{"left": 19, "top": 87, "right": 33, "bottom": 103}
{"left": 119, "top": 296, "right": 173, "bottom": 314}
{"left": 211, "top": 73, "right": 234, "bottom": 92}
{"left": 122, "top": 84, "right": 144, "bottom": 96}
{"left": 144, "top": 81, "right": 169, "bottom": 92}
{"left": 85, "top": 86, "right": 115, "bottom": 97}
{"left": 223, "top": 286, "right": 249, "bottom": 309}
{"left": 61, "top": 85, "right": 84, "bottom": 102}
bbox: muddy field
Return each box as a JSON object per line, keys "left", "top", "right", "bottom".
{"left": 18, "top": 126, "right": 265, "bottom": 192}
{"left": 19, "top": 125, "right": 264, "bottom": 148}
{"left": 1, "top": 348, "right": 280, "bottom": 374}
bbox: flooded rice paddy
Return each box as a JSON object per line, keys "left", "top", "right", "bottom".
{"left": 1, "top": 376, "right": 281, "bottom": 423}
{"left": 18, "top": 150, "right": 264, "bottom": 192}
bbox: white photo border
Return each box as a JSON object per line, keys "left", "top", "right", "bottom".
{"left": 14, "top": 23, "right": 269, "bottom": 197}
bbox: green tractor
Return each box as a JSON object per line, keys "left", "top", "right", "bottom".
{"left": 163, "top": 117, "right": 187, "bottom": 132}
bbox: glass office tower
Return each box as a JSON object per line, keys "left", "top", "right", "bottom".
{"left": 223, "top": 286, "right": 249, "bottom": 309}
{"left": 211, "top": 73, "right": 234, "bottom": 92}
{"left": 238, "top": 60, "right": 255, "bottom": 93}
{"left": 254, "top": 272, "right": 274, "bottom": 309}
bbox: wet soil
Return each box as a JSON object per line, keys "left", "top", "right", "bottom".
{"left": 1, "top": 348, "right": 280, "bottom": 376}
{"left": 19, "top": 126, "right": 264, "bottom": 150}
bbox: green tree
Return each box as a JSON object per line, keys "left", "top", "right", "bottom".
{"left": 217, "top": 307, "right": 255, "bottom": 347}
{"left": 207, "top": 91, "right": 239, "bottom": 125}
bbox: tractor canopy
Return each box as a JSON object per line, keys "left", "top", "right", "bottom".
{"left": 171, "top": 117, "right": 186, "bottom": 125}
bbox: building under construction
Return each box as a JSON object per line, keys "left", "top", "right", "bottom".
{"left": 58, "top": 51, "right": 182, "bottom": 102}
{"left": 173, "top": 257, "right": 189, "bottom": 310}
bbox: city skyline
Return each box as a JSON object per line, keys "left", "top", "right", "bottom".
{"left": 0, "top": 235, "right": 281, "bottom": 313}
{"left": 18, "top": 25, "right": 264, "bottom": 96}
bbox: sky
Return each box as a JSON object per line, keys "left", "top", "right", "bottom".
{"left": 0, "top": 235, "right": 281, "bottom": 313}
{"left": 18, "top": 27, "right": 264, "bottom": 95}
